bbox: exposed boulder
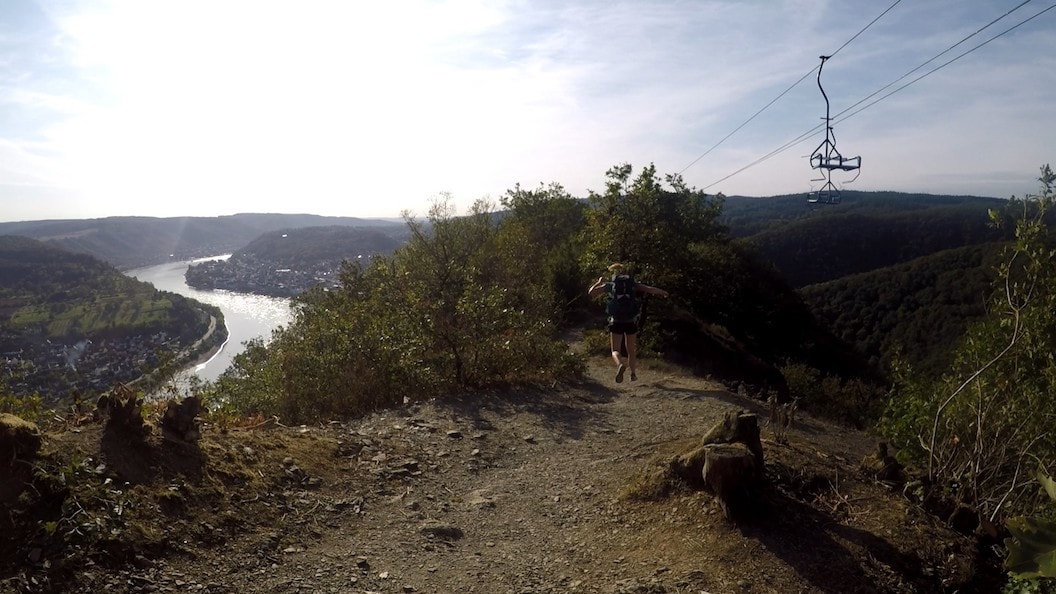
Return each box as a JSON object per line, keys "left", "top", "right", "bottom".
{"left": 0, "top": 413, "right": 41, "bottom": 463}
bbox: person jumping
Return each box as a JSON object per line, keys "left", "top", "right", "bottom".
{"left": 587, "top": 263, "right": 669, "bottom": 383}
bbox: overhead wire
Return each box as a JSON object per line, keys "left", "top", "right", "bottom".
{"left": 699, "top": 1, "right": 1054, "bottom": 191}
{"left": 835, "top": 2, "right": 1053, "bottom": 125}
{"left": 679, "top": 0, "right": 903, "bottom": 175}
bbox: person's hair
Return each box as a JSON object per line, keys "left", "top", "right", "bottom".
{"left": 607, "top": 262, "right": 624, "bottom": 273}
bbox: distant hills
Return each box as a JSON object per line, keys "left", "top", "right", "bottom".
{"left": 722, "top": 191, "right": 1008, "bottom": 287}
{"left": 722, "top": 190, "right": 1013, "bottom": 377}
{"left": 235, "top": 225, "right": 406, "bottom": 266}
{"left": 1, "top": 191, "right": 1018, "bottom": 384}
{"left": 0, "top": 213, "right": 407, "bottom": 270}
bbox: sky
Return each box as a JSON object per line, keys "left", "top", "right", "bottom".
{"left": 1, "top": 0, "right": 1054, "bottom": 222}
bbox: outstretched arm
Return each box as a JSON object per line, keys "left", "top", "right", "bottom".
{"left": 588, "top": 276, "right": 608, "bottom": 298}
{"left": 636, "top": 284, "right": 669, "bottom": 298}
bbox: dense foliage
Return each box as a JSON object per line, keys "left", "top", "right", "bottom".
{"left": 880, "top": 165, "right": 1056, "bottom": 522}
{"left": 578, "top": 164, "right": 879, "bottom": 420}
{"left": 1004, "top": 471, "right": 1056, "bottom": 583}
{"left": 802, "top": 241, "right": 1006, "bottom": 376}
{"left": 210, "top": 197, "right": 582, "bottom": 422}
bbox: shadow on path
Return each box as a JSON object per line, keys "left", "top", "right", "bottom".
{"left": 438, "top": 379, "right": 619, "bottom": 442}
{"left": 735, "top": 484, "right": 934, "bottom": 594}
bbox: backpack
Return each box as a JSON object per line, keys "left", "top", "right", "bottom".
{"left": 605, "top": 274, "right": 639, "bottom": 323}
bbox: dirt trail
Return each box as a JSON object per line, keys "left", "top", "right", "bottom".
{"left": 16, "top": 355, "right": 977, "bottom": 594}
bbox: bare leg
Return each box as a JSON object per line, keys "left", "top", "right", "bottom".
{"left": 610, "top": 333, "right": 626, "bottom": 382}
{"left": 610, "top": 333, "right": 624, "bottom": 367}
{"left": 625, "top": 333, "right": 638, "bottom": 378}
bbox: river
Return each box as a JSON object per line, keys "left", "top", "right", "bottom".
{"left": 125, "top": 256, "right": 293, "bottom": 383}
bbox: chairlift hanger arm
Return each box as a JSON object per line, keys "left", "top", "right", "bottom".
{"left": 809, "top": 55, "right": 861, "bottom": 173}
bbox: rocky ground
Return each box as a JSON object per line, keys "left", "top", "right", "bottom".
{"left": 2, "top": 352, "right": 992, "bottom": 594}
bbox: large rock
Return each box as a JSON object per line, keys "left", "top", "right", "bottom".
{"left": 0, "top": 413, "right": 41, "bottom": 463}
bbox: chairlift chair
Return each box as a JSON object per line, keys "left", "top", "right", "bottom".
{"left": 806, "top": 55, "right": 861, "bottom": 205}
{"left": 808, "top": 180, "right": 842, "bottom": 205}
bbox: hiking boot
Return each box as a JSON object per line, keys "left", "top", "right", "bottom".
{"left": 630, "top": 371, "right": 637, "bottom": 381}
{"left": 615, "top": 364, "right": 625, "bottom": 383}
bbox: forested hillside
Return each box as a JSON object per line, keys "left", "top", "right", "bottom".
{"left": 1, "top": 236, "right": 195, "bottom": 338}
{"left": 235, "top": 225, "right": 405, "bottom": 266}
{"left": 0, "top": 236, "right": 224, "bottom": 399}
{"left": 736, "top": 197, "right": 1008, "bottom": 287}
{"left": 800, "top": 241, "right": 1005, "bottom": 376}
{"left": 721, "top": 190, "right": 1005, "bottom": 238}
{"left": 715, "top": 192, "right": 1015, "bottom": 384}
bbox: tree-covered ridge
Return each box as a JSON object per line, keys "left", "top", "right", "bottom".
{"left": 0, "top": 236, "right": 201, "bottom": 341}
{"left": 740, "top": 198, "right": 1010, "bottom": 288}
{"left": 721, "top": 190, "right": 1006, "bottom": 238}
{"left": 234, "top": 225, "right": 406, "bottom": 267}
{"left": 801, "top": 241, "right": 1005, "bottom": 376}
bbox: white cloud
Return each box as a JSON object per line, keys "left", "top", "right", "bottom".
{"left": 1, "top": 0, "right": 1054, "bottom": 221}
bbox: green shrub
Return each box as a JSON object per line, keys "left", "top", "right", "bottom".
{"left": 879, "top": 165, "right": 1056, "bottom": 520}
{"left": 213, "top": 198, "right": 582, "bottom": 423}
{"left": 1004, "top": 471, "right": 1056, "bottom": 590}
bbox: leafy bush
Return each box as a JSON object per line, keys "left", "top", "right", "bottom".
{"left": 879, "top": 165, "right": 1056, "bottom": 521}
{"left": 0, "top": 391, "right": 45, "bottom": 423}
{"left": 1004, "top": 471, "right": 1056, "bottom": 590}
{"left": 212, "top": 198, "right": 582, "bottom": 423}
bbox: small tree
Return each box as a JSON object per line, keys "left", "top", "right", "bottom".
{"left": 213, "top": 196, "right": 580, "bottom": 424}
{"left": 499, "top": 182, "right": 587, "bottom": 319}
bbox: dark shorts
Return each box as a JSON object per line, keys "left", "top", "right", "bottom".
{"left": 608, "top": 320, "right": 638, "bottom": 335}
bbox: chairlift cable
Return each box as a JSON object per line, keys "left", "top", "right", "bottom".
{"left": 700, "top": 2, "right": 1054, "bottom": 192}
{"left": 679, "top": 0, "right": 903, "bottom": 175}
{"left": 834, "top": 2, "right": 1055, "bottom": 126}
{"left": 828, "top": 0, "right": 1034, "bottom": 126}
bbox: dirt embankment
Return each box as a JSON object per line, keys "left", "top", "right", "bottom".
{"left": 2, "top": 355, "right": 985, "bottom": 594}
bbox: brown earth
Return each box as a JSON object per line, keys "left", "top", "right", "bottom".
{"left": 2, "top": 350, "right": 990, "bottom": 594}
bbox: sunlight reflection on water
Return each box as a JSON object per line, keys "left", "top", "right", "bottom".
{"left": 125, "top": 256, "right": 293, "bottom": 383}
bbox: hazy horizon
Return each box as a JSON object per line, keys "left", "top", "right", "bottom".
{"left": 2, "top": 1, "right": 1053, "bottom": 223}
